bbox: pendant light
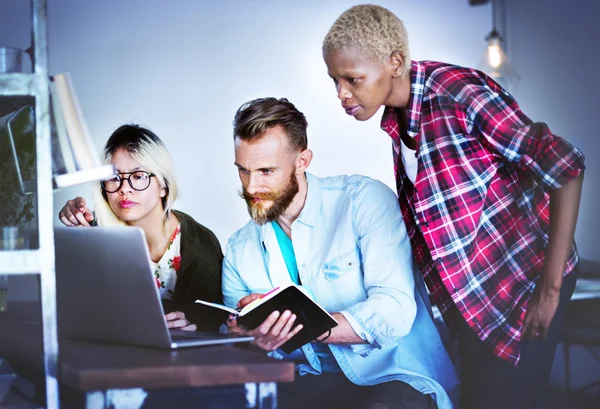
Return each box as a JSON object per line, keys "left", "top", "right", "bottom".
{"left": 478, "top": 0, "right": 519, "bottom": 80}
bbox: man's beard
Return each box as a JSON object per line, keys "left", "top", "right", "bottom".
{"left": 239, "top": 168, "right": 299, "bottom": 225}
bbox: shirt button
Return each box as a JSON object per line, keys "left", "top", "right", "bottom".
{"left": 436, "top": 257, "right": 443, "bottom": 263}
{"left": 423, "top": 221, "right": 429, "bottom": 227}
{"left": 414, "top": 152, "right": 418, "bottom": 158}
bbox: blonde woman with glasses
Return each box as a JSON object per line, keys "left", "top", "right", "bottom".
{"left": 58, "top": 124, "right": 226, "bottom": 332}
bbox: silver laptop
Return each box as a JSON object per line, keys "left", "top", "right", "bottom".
{"left": 54, "top": 227, "right": 253, "bottom": 349}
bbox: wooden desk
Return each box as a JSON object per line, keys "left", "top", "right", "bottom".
{"left": 0, "top": 302, "right": 295, "bottom": 409}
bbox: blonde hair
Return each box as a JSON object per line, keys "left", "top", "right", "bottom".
{"left": 94, "top": 124, "right": 179, "bottom": 227}
{"left": 323, "top": 4, "right": 411, "bottom": 76}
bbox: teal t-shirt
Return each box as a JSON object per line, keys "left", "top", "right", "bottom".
{"left": 271, "top": 221, "right": 340, "bottom": 373}
{"left": 271, "top": 221, "right": 300, "bottom": 285}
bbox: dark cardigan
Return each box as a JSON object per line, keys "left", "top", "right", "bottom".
{"left": 160, "top": 210, "right": 228, "bottom": 332}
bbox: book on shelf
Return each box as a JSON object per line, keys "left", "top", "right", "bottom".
{"left": 196, "top": 284, "right": 338, "bottom": 353}
{"left": 51, "top": 73, "right": 100, "bottom": 171}
{"left": 50, "top": 73, "right": 115, "bottom": 187}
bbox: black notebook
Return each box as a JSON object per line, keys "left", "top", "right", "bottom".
{"left": 196, "top": 284, "right": 338, "bottom": 353}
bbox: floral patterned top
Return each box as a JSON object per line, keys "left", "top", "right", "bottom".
{"left": 151, "top": 224, "right": 182, "bottom": 300}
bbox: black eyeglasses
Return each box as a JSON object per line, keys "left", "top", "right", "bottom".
{"left": 101, "top": 171, "right": 156, "bottom": 193}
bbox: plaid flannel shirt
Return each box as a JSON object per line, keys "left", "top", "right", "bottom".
{"left": 381, "top": 60, "right": 585, "bottom": 365}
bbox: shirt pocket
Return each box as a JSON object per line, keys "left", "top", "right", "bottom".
{"left": 322, "top": 248, "right": 361, "bottom": 281}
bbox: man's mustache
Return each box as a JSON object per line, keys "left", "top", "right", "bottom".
{"left": 239, "top": 189, "right": 280, "bottom": 202}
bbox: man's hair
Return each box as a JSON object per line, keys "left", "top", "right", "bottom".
{"left": 322, "top": 4, "right": 411, "bottom": 76}
{"left": 233, "top": 97, "right": 308, "bottom": 152}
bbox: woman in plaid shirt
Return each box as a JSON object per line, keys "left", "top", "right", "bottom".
{"left": 322, "top": 4, "right": 585, "bottom": 409}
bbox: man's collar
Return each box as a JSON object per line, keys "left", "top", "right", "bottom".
{"left": 295, "top": 173, "right": 321, "bottom": 228}
{"left": 258, "top": 172, "right": 321, "bottom": 242}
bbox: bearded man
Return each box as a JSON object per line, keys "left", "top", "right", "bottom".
{"left": 222, "top": 97, "right": 459, "bottom": 409}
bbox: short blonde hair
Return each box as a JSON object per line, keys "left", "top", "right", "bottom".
{"left": 94, "top": 124, "right": 179, "bottom": 227}
{"left": 323, "top": 4, "right": 411, "bottom": 76}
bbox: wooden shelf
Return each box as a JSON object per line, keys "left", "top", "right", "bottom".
{"left": 0, "top": 74, "right": 43, "bottom": 97}
{"left": 0, "top": 251, "right": 41, "bottom": 275}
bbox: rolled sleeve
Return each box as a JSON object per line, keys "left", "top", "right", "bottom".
{"left": 465, "top": 82, "right": 585, "bottom": 191}
{"left": 340, "top": 310, "right": 378, "bottom": 357}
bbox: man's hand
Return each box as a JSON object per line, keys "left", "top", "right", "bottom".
{"left": 58, "top": 196, "right": 95, "bottom": 227}
{"left": 165, "top": 311, "right": 197, "bottom": 331}
{"left": 226, "top": 293, "right": 303, "bottom": 351}
{"left": 522, "top": 284, "right": 560, "bottom": 341}
{"left": 237, "top": 293, "right": 262, "bottom": 309}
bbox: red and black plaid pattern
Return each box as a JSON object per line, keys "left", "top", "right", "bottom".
{"left": 381, "top": 60, "right": 585, "bottom": 365}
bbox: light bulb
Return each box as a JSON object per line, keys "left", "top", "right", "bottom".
{"left": 487, "top": 44, "right": 502, "bottom": 68}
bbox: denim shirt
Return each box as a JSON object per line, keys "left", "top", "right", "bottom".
{"left": 222, "top": 173, "right": 459, "bottom": 409}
